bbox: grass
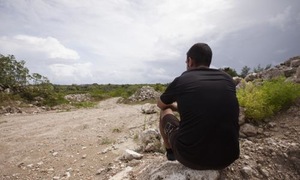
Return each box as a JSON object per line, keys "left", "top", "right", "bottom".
{"left": 237, "top": 77, "right": 300, "bottom": 122}
{"left": 100, "top": 137, "right": 114, "bottom": 145}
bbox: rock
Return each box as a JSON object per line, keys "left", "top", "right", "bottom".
{"left": 37, "top": 161, "right": 43, "bottom": 166}
{"left": 53, "top": 176, "right": 60, "bottom": 180}
{"left": 283, "top": 68, "right": 297, "bottom": 77}
{"left": 63, "top": 171, "right": 71, "bottom": 178}
{"left": 64, "top": 93, "right": 91, "bottom": 102}
{"left": 141, "top": 103, "right": 158, "bottom": 114}
{"left": 96, "top": 168, "right": 106, "bottom": 175}
{"left": 240, "top": 123, "right": 257, "bottom": 137}
{"left": 258, "top": 167, "right": 270, "bottom": 178}
{"left": 239, "top": 107, "right": 246, "bottom": 125}
{"left": 136, "top": 161, "right": 220, "bottom": 180}
{"left": 128, "top": 86, "right": 161, "bottom": 102}
{"left": 291, "top": 59, "right": 300, "bottom": 67}
{"left": 109, "top": 166, "right": 133, "bottom": 180}
{"left": 241, "top": 56, "right": 300, "bottom": 83}
{"left": 245, "top": 73, "right": 258, "bottom": 82}
{"left": 140, "top": 129, "right": 162, "bottom": 152}
{"left": 295, "top": 66, "right": 300, "bottom": 83}
{"left": 240, "top": 166, "right": 254, "bottom": 179}
{"left": 233, "top": 76, "right": 243, "bottom": 86}
{"left": 120, "top": 149, "right": 143, "bottom": 161}
{"left": 260, "top": 68, "right": 284, "bottom": 80}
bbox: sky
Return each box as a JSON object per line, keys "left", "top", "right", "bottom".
{"left": 0, "top": 0, "right": 300, "bottom": 84}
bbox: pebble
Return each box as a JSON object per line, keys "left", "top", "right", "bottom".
{"left": 241, "top": 166, "right": 254, "bottom": 178}
{"left": 27, "top": 164, "right": 34, "bottom": 168}
{"left": 82, "top": 154, "right": 87, "bottom": 159}
{"left": 53, "top": 176, "right": 60, "bottom": 180}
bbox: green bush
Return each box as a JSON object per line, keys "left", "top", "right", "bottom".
{"left": 237, "top": 77, "right": 300, "bottom": 122}
{"left": 20, "top": 84, "right": 69, "bottom": 107}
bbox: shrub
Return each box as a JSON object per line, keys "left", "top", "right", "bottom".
{"left": 237, "top": 77, "right": 300, "bottom": 122}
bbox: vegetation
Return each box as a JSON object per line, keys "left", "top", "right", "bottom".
{"left": 219, "top": 67, "right": 238, "bottom": 77}
{"left": 0, "top": 54, "right": 49, "bottom": 91}
{"left": 237, "top": 77, "right": 300, "bottom": 122}
{"left": 0, "top": 54, "right": 167, "bottom": 107}
{"left": 253, "top": 64, "right": 272, "bottom": 73}
{"left": 2, "top": 53, "right": 300, "bottom": 125}
{"left": 240, "top": 66, "right": 251, "bottom": 78}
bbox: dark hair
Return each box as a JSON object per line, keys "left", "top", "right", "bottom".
{"left": 186, "top": 43, "right": 212, "bottom": 66}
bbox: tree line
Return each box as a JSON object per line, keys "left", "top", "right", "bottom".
{"left": 219, "top": 64, "right": 272, "bottom": 78}
{"left": 1, "top": 54, "right": 271, "bottom": 91}
{"left": 1, "top": 54, "right": 300, "bottom": 123}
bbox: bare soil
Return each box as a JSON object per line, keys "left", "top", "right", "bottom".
{"left": 0, "top": 98, "right": 299, "bottom": 180}
{"left": 0, "top": 98, "right": 157, "bottom": 179}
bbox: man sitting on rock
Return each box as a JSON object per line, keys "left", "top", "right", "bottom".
{"left": 157, "top": 43, "right": 240, "bottom": 170}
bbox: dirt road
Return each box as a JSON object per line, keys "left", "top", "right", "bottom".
{"left": 0, "top": 98, "right": 158, "bottom": 179}
{"left": 1, "top": 98, "right": 299, "bottom": 179}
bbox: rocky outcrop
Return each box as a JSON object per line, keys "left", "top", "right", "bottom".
{"left": 128, "top": 86, "right": 161, "bottom": 102}
{"left": 64, "top": 93, "right": 91, "bottom": 102}
{"left": 136, "top": 161, "right": 220, "bottom": 180}
{"left": 244, "top": 56, "right": 300, "bottom": 83}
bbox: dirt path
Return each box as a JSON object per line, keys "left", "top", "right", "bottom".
{"left": 0, "top": 98, "right": 159, "bottom": 179}
{"left": 1, "top": 98, "right": 299, "bottom": 180}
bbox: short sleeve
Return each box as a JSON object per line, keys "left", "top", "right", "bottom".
{"left": 160, "top": 77, "right": 179, "bottom": 104}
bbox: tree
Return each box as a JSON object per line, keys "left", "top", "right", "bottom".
{"left": 240, "top": 66, "right": 251, "bottom": 78}
{"left": 0, "top": 54, "right": 30, "bottom": 90}
{"left": 265, "top": 64, "right": 272, "bottom": 70}
{"left": 253, "top": 64, "right": 264, "bottom": 73}
{"left": 253, "top": 64, "right": 272, "bottom": 73}
{"left": 0, "top": 54, "right": 50, "bottom": 91}
{"left": 31, "top": 73, "right": 50, "bottom": 85}
{"left": 219, "top": 67, "right": 238, "bottom": 77}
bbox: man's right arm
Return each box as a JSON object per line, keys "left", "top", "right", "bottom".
{"left": 157, "top": 98, "right": 178, "bottom": 111}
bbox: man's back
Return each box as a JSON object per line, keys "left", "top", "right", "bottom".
{"left": 160, "top": 68, "right": 240, "bottom": 169}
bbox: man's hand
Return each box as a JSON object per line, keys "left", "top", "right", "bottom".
{"left": 157, "top": 98, "right": 178, "bottom": 111}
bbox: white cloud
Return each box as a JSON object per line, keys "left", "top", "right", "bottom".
{"left": 49, "top": 63, "right": 93, "bottom": 83}
{"left": 15, "top": 35, "right": 79, "bottom": 59}
{"left": 0, "top": 35, "right": 79, "bottom": 60}
{"left": 1, "top": 0, "right": 299, "bottom": 84}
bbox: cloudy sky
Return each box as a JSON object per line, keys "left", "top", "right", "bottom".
{"left": 0, "top": 0, "right": 299, "bottom": 84}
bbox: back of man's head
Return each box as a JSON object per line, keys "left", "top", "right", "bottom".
{"left": 186, "top": 43, "right": 212, "bottom": 67}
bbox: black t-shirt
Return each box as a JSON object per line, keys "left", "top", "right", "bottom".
{"left": 160, "top": 68, "right": 240, "bottom": 168}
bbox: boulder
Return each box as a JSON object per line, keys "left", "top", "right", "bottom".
{"left": 291, "top": 59, "right": 300, "bottom": 67}
{"left": 283, "top": 68, "right": 297, "bottom": 78}
{"left": 141, "top": 103, "right": 158, "bottom": 114}
{"left": 120, "top": 149, "right": 143, "bottom": 161}
{"left": 140, "top": 129, "right": 162, "bottom": 152}
{"left": 245, "top": 73, "right": 258, "bottom": 82}
{"left": 240, "top": 123, "right": 257, "bottom": 137}
{"left": 136, "top": 161, "right": 220, "bottom": 180}
{"left": 260, "top": 68, "right": 284, "bottom": 80}
{"left": 233, "top": 76, "right": 243, "bottom": 86}
{"left": 295, "top": 66, "right": 300, "bottom": 83}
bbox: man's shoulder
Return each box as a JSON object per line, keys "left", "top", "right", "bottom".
{"left": 180, "top": 68, "right": 226, "bottom": 77}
